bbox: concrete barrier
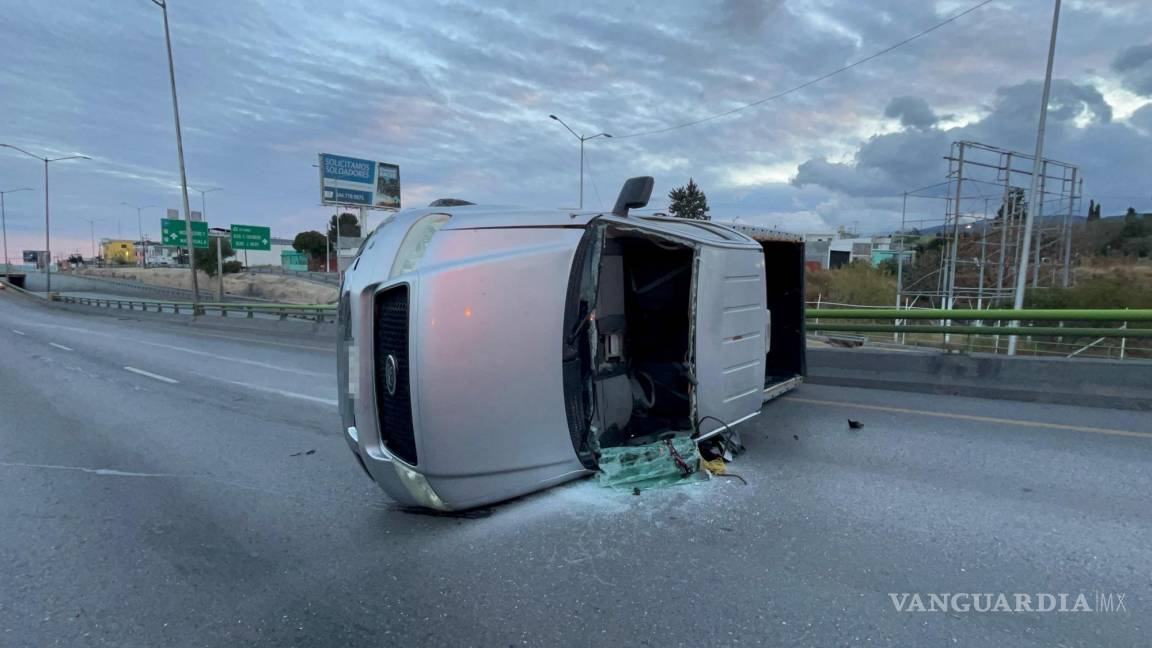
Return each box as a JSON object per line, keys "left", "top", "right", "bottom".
{"left": 806, "top": 347, "right": 1152, "bottom": 411}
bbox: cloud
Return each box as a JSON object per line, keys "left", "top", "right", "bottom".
{"left": 1112, "top": 43, "right": 1152, "bottom": 95}
{"left": 2, "top": 0, "right": 1152, "bottom": 252}
{"left": 793, "top": 79, "right": 1138, "bottom": 205}
{"left": 883, "top": 96, "right": 941, "bottom": 130}
{"left": 718, "top": 0, "right": 784, "bottom": 38}
{"left": 1132, "top": 103, "right": 1152, "bottom": 134}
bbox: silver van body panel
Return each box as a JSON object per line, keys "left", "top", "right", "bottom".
{"left": 340, "top": 205, "right": 784, "bottom": 510}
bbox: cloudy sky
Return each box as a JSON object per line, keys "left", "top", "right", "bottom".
{"left": 2, "top": 0, "right": 1151, "bottom": 258}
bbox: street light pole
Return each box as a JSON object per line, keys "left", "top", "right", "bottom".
{"left": 123, "top": 202, "right": 156, "bottom": 267}
{"left": 192, "top": 186, "right": 221, "bottom": 221}
{"left": 151, "top": 0, "right": 200, "bottom": 313}
{"left": 549, "top": 115, "right": 611, "bottom": 210}
{"left": 1, "top": 145, "right": 89, "bottom": 293}
{"left": 0, "top": 187, "right": 34, "bottom": 272}
{"left": 1008, "top": 0, "right": 1062, "bottom": 355}
{"left": 81, "top": 217, "right": 99, "bottom": 262}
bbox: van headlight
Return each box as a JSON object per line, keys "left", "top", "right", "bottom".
{"left": 337, "top": 292, "right": 357, "bottom": 430}
{"left": 389, "top": 213, "right": 451, "bottom": 278}
{"left": 394, "top": 463, "right": 450, "bottom": 510}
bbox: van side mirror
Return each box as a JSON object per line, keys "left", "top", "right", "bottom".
{"left": 612, "top": 176, "right": 654, "bottom": 217}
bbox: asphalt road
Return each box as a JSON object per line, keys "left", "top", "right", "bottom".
{"left": 2, "top": 290, "right": 1150, "bottom": 647}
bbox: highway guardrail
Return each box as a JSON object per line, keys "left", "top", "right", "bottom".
{"left": 53, "top": 295, "right": 336, "bottom": 323}
{"left": 14, "top": 284, "right": 1151, "bottom": 344}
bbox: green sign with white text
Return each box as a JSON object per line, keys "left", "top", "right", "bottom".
{"left": 161, "top": 218, "right": 209, "bottom": 249}
{"left": 230, "top": 224, "right": 271, "bottom": 251}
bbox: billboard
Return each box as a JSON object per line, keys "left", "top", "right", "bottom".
{"left": 166, "top": 208, "right": 202, "bottom": 221}
{"left": 319, "top": 153, "right": 400, "bottom": 210}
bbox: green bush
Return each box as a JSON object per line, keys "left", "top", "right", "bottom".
{"left": 1027, "top": 271, "right": 1152, "bottom": 310}
{"left": 222, "top": 260, "right": 243, "bottom": 274}
{"left": 807, "top": 261, "right": 897, "bottom": 306}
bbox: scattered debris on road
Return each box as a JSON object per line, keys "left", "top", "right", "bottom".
{"left": 596, "top": 437, "right": 707, "bottom": 490}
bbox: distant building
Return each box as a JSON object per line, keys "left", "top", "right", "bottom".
{"left": 238, "top": 237, "right": 296, "bottom": 267}
{"left": 281, "top": 250, "right": 309, "bottom": 272}
{"left": 809, "top": 235, "right": 910, "bottom": 269}
{"left": 101, "top": 239, "right": 136, "bottom": 265}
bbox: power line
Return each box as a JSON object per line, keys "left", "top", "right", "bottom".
{"left": 612, "top": 0, "right": 996, "bottom": 139}
{"left": 582, "top": 147, "right": 605, "bottom": 211}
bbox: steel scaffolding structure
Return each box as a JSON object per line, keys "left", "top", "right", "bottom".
{"left": 898, "top": 140, "right": 1082, "bottom": 309}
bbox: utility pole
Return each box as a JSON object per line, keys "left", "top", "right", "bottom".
{"left": 1009, "top": 0, "right": 1061, "bottom": 355}
{"left": 945, "top": 143, "right": 966, "bottom": 311}
{"left": 549, "top": 115, "right": 611, "bottom": 210}
{"left": 0, "top": 187, "right": 34, "bottom": 271}
{"left": 897, "top": 192, "right": 907, "bottom": 309}
{"left": 215, "top": 235, "right": 224, "bottom": 301}
{"left": 1061, "top": 172, "right": 1079, "bottom": 288}
{"left": 0, "top": 145, "right": 89, "bottom": 293}
{"left": 1031, "top": 160, "right": 1048, "bottom": 288}
{"left": 151, "top": 0, "right": 200, "bottom": 314}
{"left": 995, "top": 153, "right": 1013, "bottom": 304}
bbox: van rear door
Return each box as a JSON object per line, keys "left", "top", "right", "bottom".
{"left": 692, "top": 244, "right": 769, "bottom": 438}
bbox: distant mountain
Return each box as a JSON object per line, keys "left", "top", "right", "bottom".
{"left": 897, "top": 213, "right": 1122, "bottom": 237}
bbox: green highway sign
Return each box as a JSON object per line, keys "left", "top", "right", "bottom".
{"left": 230, "top": 224, "right": 272, "bottom": 251}
{"left": 161, "top": 218, "right": 209, "bottom": 249}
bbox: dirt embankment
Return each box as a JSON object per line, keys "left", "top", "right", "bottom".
{"left": 74, "top": 267, "right": 338, "bottom": 304}
{"left": 1075, "top": 258, "right": 1152, "bottom": 281}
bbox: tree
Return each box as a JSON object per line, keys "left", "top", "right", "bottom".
{"left": 1086, "top": 199, "right": 1101, "bottom": 222}
{"left": 996, "top": 187, "right": 1026, "bottom": 221}
{"left": 667, "top": 178, "right": 710, "bottom": 221}
{"left": 293, "top": 230, "right": 328, "bottom": 263}
{"left": 328, "top": 212, "right": 361, "bottom": 243}
{"left": 193, "top": 239, "right": 234, "bottom": 277}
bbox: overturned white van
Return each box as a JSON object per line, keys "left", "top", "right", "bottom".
{"left": 338, "top": 178, "right": 805, "bottom": 510}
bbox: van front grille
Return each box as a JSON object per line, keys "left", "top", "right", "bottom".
{"left": 374, "top": 286, "right": 417, "bottom": 465}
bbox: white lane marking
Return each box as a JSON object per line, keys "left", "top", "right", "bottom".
{"left": 178, "top": 329, "right": 332, "bottom": 353}
{"left": 135, "top": 339, "right": 328, "bottom": 377}
{"left": 12, "top": 329, "right": 26, "bottom": 336}
{"left": 48, "top": 342, "right": 73, "bottom": 351}
{"left": 205, "top": 376, "right": 337, "bottom": 407}
{"left": 0, "top": 461, "right": 392, "bottom": 511}
{"left": 0, "top": 461, "right": 172, "bottom": 478}
{"left": 123, "top": 366, "right": 180, "bottom": 384}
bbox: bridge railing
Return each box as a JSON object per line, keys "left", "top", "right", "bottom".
{"left": 807, "top": 308, "right": 1152, "bottom": 359}
{"left": 807, "top": 308, "right": 1152, "bottom": 338}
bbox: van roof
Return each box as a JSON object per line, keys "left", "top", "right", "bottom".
{"left": 419, "top": 205, "right": 799, "bottom": 244}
